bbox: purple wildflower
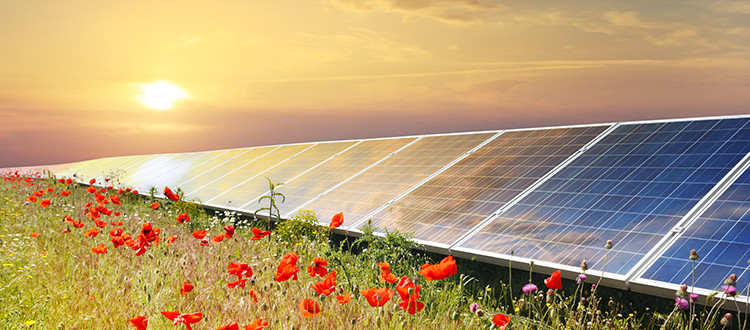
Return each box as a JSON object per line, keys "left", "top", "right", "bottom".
{"left": 469, "top": 303, "right": 480, "bottom": 314}
{"left": 675, "top": 297, "right": 689, "bottom": 310}
{"left": 577, "top": 274, "right": 587, "bottom": 284}
{"left": 689, "top": 293, "right": 699, "bottom": 302}
{"left": 523, "top": 284, "right": 538, "bottom": 294}
{"left": 722, "top": 285, "right": 737, "bottom": 297}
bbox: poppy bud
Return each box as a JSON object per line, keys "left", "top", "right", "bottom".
{"left": 689, "top": 249, "right": 699, "bottom": 260}
{"left": 580, "top": 260, "right": 588, "bottom": 271}
{"left": 476, "top": 309, "right": 484, "bottom": 317}
{"left": 724, "top": 274, "right": 737, "bottom": 287}
{"left": 721, "top": 313, "right": 733, "bottom": 327}
{"left": 605, "top": 240, "right": 613, "bottom": 249}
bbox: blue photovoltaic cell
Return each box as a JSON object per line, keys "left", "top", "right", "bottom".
{"left": 457, "top": 118, "right": 750, "bottom": 275}
{"left": 640, "top": 166, "right": 750, "bottom": 291}
{"left": 365, "top": 126, "right": 608, "bottom": 245}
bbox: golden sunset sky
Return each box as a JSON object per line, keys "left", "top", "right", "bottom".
{"left": 2, "top": 0, "right": 749, "bottom": 167}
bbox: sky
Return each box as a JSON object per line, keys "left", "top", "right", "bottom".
{"left": 1, "top": 0, "right": 749, "bottom": 168}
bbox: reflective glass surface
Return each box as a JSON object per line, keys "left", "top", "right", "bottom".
{"left": 210, "top": 141, "right": 356, "bottom": 208}
{"left": 128, "top": 152, "right": 212, "bottom": 190}
{"left": 458, "top": 118, "right": 750, "bottom": 275}
{"left": 180, "top": 146, "right": 278, "bottom": 198}
{"left": 279, "top": 138, "right": 416, "bottom": 218}
{"left": 640, "top": 165, "right": 750, "bottom": 291}
{"left": 366, "top": 126, "right": 608, "bottom": 245}
{"left": 302, "top": 133, "right": 495, "bottom": 227}
{"left": 193, "top": 144, "right": 313, "bottom": 205}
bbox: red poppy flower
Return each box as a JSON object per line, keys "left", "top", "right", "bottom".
{"left": 60, "top": 190, "right": 71, "bottom": 196}
{"left": 84, "top": 228, "right": 100, "bottom": 238}
{"left": 151, "top": 202, "right": 160, "bottom": 210}
{"left": 62, "top": 229, "right": 71, "bottom": 233}
{"left": 378, "top": 262, "right": 398, "bottom": 283}
{"left": 395, "top": 276, "right": 421, "bottom": 301}
{"left": 112, "top": 236, "right": 125, "bottom": 248}
{"left": 176, "top": 213, "right": 190, "bottom": 223}
{"left": 91, "top": 244, "right": 108, "bottom": 254}
{"left": 243, "top": 319, "right": 268, "bottom": 330}
{"left": 211, "top": 234, "right": 225, "bottom": 244}
{"left": 275, "top": 252, "right": 299, "bottom": 282}
{"left": 161, "top": 311, "right": 202, "bottom": 330}
{"left": 311, "top": 271, "right": 337, "bottom": 297}
{"left": 419, "top": 255, "right": 457, "bottom": 281}
{"left": 545, "top": 270, "right": 562, "bottom": 290}
{"left": 337, "top": 293, "right": 353, "bottom": 305}
{"left": 132, "top": 190, "right": 139, "bottom": 195}
{"left": 192, "top": 230, "right": 207, "bottom": 239}
{"left": 166, "top": 235, "right": 178, "bottom": 246}
{"left": 117, "top": 188, "right": 124, "bottom": 195}
{"left": 227, "top": 262, "right": 253, "bottom": 279}
{"left": 40, "top": 199, "right": 51, "bottom": 208}
{"left": 89, "top": 179, "right": 96, "bottom": 185}
{"left": 249, "top": 289, "right": 259, "bottom": 303}
{"left": 492, "top": 313, "right": 510, "bottom": 329}
{"left": 65, "top": 178, "right": 73, "bottom": 185}
{"left": 110, "top": 195, "right": 121, "bottom": 205}
{"left": 109, "top": 228, "right": 124, "bottom": 237}
{"left": 329, "top": 212, "right": 344, "bottom": 229}
{"left": 129, "top": 315, "right": 148, "bottom": 330}
{"left": 361, "top": 288, "right": 393, "bottom": 307}
{"left": 200, "top": 240, "right": 209, "bottom": 246}
{"left": 307, "top": 257, "right": 329, "bottom": 277}
{"left": 250, "top": 227, "right": 270, "bottom": 241}
{"left": 86, "top": 186, "right": 97, "bottom": 194}
{"left": 299, "top": 299, "right": 321, "bottom": 318}
{"left": 224, "top": 225, "right": 235, "bottom": 239}
{"left": 26, "top": 195, "right": 37, "bottom": 203}
{"left": 181, "top": 281, "right": 194, "bottom": 296}
{"left": 30, "top": 232, "right": 40, "bottom": 238}
{"left": 216, "top": 323, "right": 239, "bottom": 330}
{"left": 227, "top": 278, "right": 248, "bottom": 289}
{"left": 163, "top": 186, "right": 180, "bottom": 201}
{"left": 94, "top": 220, "right": 108, "bottom": 228}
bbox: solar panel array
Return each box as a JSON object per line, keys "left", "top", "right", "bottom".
{"left": 9, "top": 114, "right": 750, "bottom": 301}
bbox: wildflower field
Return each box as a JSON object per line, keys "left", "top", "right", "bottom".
{"left": 0, "top": 172, "right": 746, "bottom": 329}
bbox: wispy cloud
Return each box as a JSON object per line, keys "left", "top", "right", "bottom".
{"left": 330, "top": 0, "right": 503, "bottom": 24}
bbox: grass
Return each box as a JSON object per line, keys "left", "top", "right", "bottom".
{"left": 0, "top": 174, "right": 747, "bottom": 329}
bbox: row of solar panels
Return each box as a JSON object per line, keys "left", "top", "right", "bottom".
{"left": 6, "top": 114, "right": 750, "bottom": 302}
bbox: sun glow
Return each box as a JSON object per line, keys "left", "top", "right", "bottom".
{"left": 137, "top": 81, "right": 188, "bottom": 111}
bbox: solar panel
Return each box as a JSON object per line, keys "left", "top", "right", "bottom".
{"left": 299, "top": 133, "right": 495, "bottom": 227}
{"left": 127, "top": 152, "right": 212, "bottom": 190}
{"left": 454, "top": 118, "right": 750, "bottom": 277}
{"left": 189, "top": 143, "right": 313, "bottom": 206}
{"left": 207, "top": 141, "right": 357, "bottom": 209}
{"left": 179, "top": 146, "right": 278, "bottom": 200}
{"left": 637, "top": 157, "right": 750, "bottom": 292}
{"left": 365, "top": 125, "right": 609, "bottom": 246}
{"left": 279, "top": 137, "right": 417, "bottom": 218}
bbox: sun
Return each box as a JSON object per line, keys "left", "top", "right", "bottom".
{"left": 137, "top": 81, "right": 188, "bottom": 111}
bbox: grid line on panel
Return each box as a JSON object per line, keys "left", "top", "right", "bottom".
{"left": 241, "top": 141, "right": 364, "bottom": 211}
{"left": 626, "top": 149, "right": 750, "bottom": 282}
{"left": 455, "top": 118, "right": 750, "bottom": 277}
{"left": 349, "top": 131, "right": 504, "bottom": 233}
{"left": 185, "top": 146, "right": 282, "bottom": 198}
{"left": 279, "top": 137, "right": 420, "bottom": 219}
{"left": 177, "top": 148, "right": 252, "bottom": 187}
{"left": 211, "top": 141, "right": 357, "bottom": 209}
{"left": 299, "top": 133, "right": 496, "bottom": 228}
{"left": 636, "top": 147, "right": 750, "bottom": 292}
{"left": 205, "top": 143, "right": 318, "bottom": 205}
{"left": 351, "top": 131, "right": 504, "bottom": 233}
{"left": 449, "top": 124, "right": 619, "bottom": 250}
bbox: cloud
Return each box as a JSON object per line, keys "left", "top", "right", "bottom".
{"left": 330, "top": 0, "right": 502, "bottom": 24}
